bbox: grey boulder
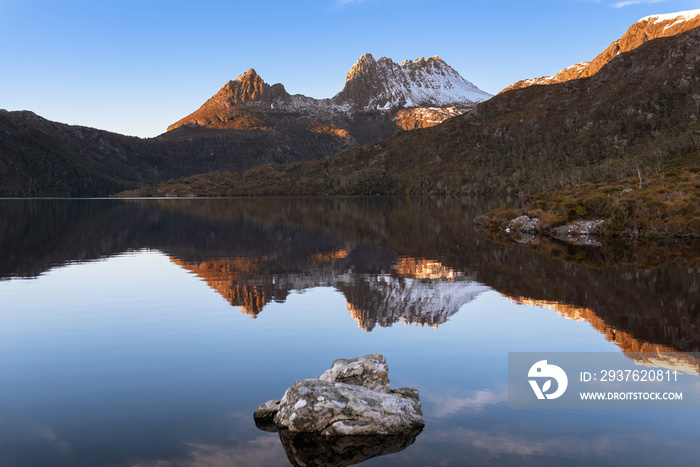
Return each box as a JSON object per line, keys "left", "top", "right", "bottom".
{"left": 254, "top": 353, "right": 424, "bottom": 436}
{"left": 506, "top": 215, "right": 539, "bottom": 234}
{"left": 319, "top": 353, "right": 390, "bottom": 392}
{"left": 551, "top": 219, "right": 604, "bottom": 238}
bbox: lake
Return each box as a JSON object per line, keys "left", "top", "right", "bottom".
{"left": 1, "top": 197, "right": 699, "bottom": 466}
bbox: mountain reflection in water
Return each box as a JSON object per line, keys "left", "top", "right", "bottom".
{"left": 173, "top": 253, "right": 488, "bottom": 331}
{"left": 1, "top": 197, "right": 698, "bottom": 352}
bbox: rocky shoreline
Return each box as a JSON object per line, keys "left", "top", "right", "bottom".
{"left": 504, "top": 214, "right": 605, "bottom": 246}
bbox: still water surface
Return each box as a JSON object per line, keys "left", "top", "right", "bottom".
{"left": 1, "top": 197, "right": 699, "bottom": 466}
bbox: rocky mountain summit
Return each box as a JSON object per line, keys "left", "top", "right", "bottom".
{"left": 333, "top": 53, "right": 491, "bottom": 110}
{"left": 168, "top": 53, "right": 490, "bottom": 135}
{"left": 167, "top": 68, "right": 327, "bottom": 132}
{"left": 501, "top": 8, "right": 700, "bottom": 93}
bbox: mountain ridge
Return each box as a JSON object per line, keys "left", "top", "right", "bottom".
{"left": 166, "top": 53, "right": 490, "bottom": 133}
{"left": 501, "top": 8, "right": 700, "bottom": 93}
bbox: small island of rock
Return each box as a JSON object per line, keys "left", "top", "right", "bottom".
{"left": 254, "top": 353, "right": 424, "bottom": 436}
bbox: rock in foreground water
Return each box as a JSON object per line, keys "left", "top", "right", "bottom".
{"left": 254, "top": 353, "right": 424, "bottom": 436}
{"left": 319, "top": 353, "right": 390, "bottom": 392}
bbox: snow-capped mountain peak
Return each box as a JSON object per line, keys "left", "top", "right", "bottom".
{"left": 168, "top": 52, "right": 491, "bottom": 134}
{"left": 333, "top": 53, "right": 491, "bottom": 110}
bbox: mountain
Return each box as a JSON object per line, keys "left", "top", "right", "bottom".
{"left": 332, "top": 54, "right": 491, "bottom": 110}
{"left": 123, "top": 23, "right": 700, "bottom": 198}
{"left": 167, "top": 53, "right": 490, "bottom": 136}
{"left": 168, "top": 68, "right": 336, "bottom": 132}
{"left": 501, "top": 8, "right": 700, "bottom": 93}
{"left": 162, "top": 54, "right": 491, "bottom": 182}
{"left": 0, "top": 106, "right": 364, "bottom": 197}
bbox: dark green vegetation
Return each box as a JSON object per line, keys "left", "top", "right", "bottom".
{"left": 0, "top": 110, "right": 152, "bottom": 197}
{"left": 0, "top": 111, "right": 356, "bottom": 197}
{"left": 120, "top": 27, "right": 700, "bottom": 200}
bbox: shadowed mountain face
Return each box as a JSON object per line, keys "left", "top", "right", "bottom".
{"left": 501, "top": 9, "right": 700, "bottom": 93}
{"left": 0, "top": 110, "right": 157, "bottom": 197}
{"left": 2, "top": 198, "right": 698, "bottom": 354}
{"left": 0, "top": 109, "right": 354, "bottom": 197}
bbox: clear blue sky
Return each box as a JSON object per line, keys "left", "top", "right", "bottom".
{"left": 1, "top": 0, "right": 697, "bottom": 137}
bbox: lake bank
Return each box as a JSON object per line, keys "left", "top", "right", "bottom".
{"left": 477, "top": 168, "right": 700, "bottom": 245}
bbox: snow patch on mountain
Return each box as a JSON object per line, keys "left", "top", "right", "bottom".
{"left": 640, "top": 8, "right": 700, "bottom": 30}
{"left": 380, "top": 57, "right": 490, "bottom": 108}
{"left": 523, "top": 61, "right": 590, "bottom": 87}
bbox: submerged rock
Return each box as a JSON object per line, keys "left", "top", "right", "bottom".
{"left": 254, "top": 354, "right": 424, "bottom": 436}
